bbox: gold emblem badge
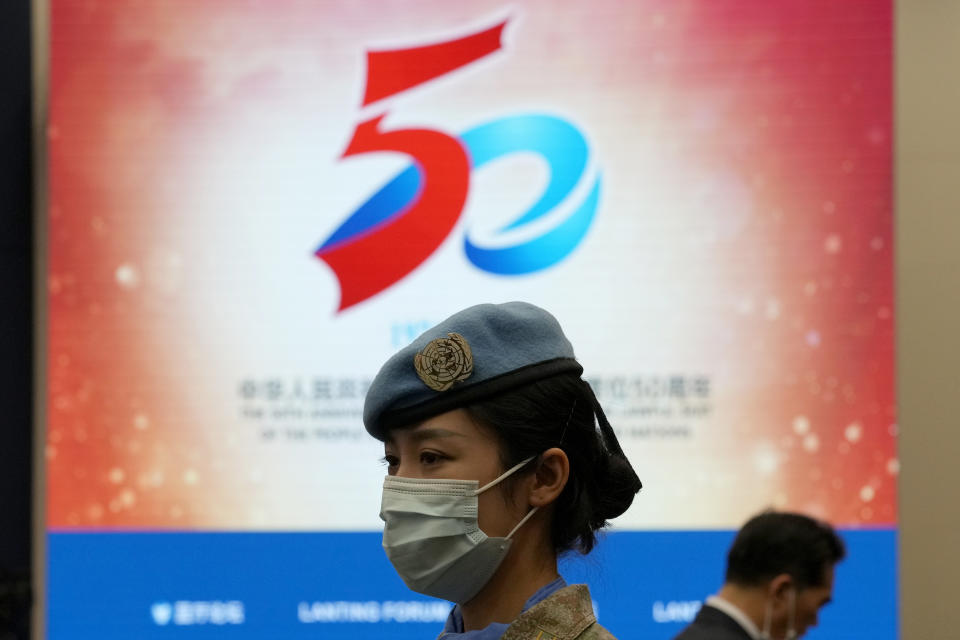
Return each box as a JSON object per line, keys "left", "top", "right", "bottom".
{"left": 414, "top": 333, "right": 474, "bottom": 391}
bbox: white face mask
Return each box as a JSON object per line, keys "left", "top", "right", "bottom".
{"left": 380, "top": 457, "right": 538, "bottom": 604}
{"left": 761, "top": 586, "right": 797, "bottom": 640}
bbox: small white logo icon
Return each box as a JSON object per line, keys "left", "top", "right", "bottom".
{"left": 151, "top": 602, "right": 173, "bottom": 626}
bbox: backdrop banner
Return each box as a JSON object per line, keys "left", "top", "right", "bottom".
{"left": 45, "top": 1, "right": 895, "bottom": 638}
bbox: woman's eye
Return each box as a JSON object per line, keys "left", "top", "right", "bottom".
{"left": 381, "top": 455, "right": 399, "bottom": 471}
{"left": 420, "top": 451, "right": 444, "bottom": 465}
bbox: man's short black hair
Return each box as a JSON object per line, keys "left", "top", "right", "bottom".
{"left": 725, "top": 510, "right": 846, "bottom": 590}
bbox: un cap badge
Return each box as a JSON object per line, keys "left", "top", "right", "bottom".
{"left": 414, "top": 333, "right": 474, "bottom": 392}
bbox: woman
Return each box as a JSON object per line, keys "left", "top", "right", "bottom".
{"left": 364, "top": 301, "right": 642, "bottom": 639}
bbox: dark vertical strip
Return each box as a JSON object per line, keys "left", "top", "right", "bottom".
{"left": 0, "top": 0, "right": 34, "bottom": 638}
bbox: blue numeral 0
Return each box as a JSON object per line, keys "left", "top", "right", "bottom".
{"left": 460, "top": 114, "right": 601, "bottom": 275}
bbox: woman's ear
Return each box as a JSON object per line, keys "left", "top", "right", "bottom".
{"left": 529, "top": 447, "right": 570, "bottom": 508}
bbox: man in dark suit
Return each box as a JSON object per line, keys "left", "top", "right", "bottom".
{"left": 673, "top": 511, "right": 845, "bottom": 640}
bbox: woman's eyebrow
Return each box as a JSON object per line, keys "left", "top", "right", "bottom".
{"left": 407, "top": 428, "right": 467, "bottom": 443}
{"left": 385, "top": 427, "right": 467, "bottom": 446}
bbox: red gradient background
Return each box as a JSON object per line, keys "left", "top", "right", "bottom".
{"left": 46, "top": 0, "right": 894, "bottom": 530}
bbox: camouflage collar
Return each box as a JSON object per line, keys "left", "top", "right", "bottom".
{"left": 501, "top": 584, "right": 598, "bottom": 640}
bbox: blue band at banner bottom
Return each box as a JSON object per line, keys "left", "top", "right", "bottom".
{"left": 46, "top": 529, "right": 896, "bottom": 640}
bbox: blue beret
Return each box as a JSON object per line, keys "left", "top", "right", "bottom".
{"left": 363, "top": 301, "right": 584, "bottom": 440}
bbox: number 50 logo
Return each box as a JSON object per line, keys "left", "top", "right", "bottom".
{"left": 316, "top": 19, "right": 601, "bottom": 311}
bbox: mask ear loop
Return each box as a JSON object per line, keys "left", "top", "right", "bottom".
{"left": 761, "top": 583, "right": 795, "bottom": 640}
{"left": 785, "top": 587, "right": 797, "bottom": 640}
{"left": 473, "top": 456, "right": 540, "bottom": 539}
{"left": 505, "top": 504, "right": 539, "bottom": 539}
{"left": 761, "top": 596, "right": 773, "bottom": 640}
{"left": 474, "top": 456, "right": 536, "bottom": 495}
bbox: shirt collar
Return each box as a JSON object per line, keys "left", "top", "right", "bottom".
{"left": 705, "top": 595, "right": 762, "bottom": 640}
{"left": 439, "top": 576, "right": 568, "bottom": 639}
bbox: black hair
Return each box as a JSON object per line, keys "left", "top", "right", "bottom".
{"left": 725, "top": 511, "right": 846, "bottom": 589}
{"left": 465, "top": 372, "right": 641, "bottom": 554}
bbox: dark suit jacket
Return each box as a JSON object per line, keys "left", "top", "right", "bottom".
{"left": 672, "top": 604, "right": 754, "bottom": 640}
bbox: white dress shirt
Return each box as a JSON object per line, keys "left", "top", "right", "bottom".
{"left": 705, "top": 595, "right": 763, "bottom": 640}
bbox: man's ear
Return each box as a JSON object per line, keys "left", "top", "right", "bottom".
{"left": 528, "top": 447, "right": 570, "bottom": 508}
{"left": 768, "top": 573, "right": 795, "bottom": 603}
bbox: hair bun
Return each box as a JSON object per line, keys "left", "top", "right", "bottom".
{"left": 590, "top": 452, "right": 641, "bottom": 524}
